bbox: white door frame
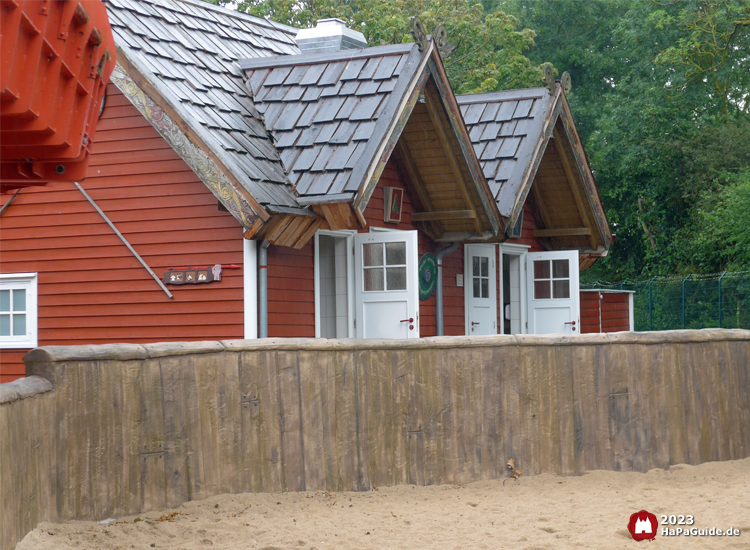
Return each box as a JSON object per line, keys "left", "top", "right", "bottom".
{"left": 314, "top": 229, "right": 356, "bottom": 338}
{"left": 464, "top": 243, "right": 497, "bottom": 335}
{"left": 498, "top": 243, "right": 530, "bottom": 335}
{"left": 354, "top": 229, "right": 419, "bottom": 339}
{"left": 243, "top": 234, "right": 258, "bottom": 339}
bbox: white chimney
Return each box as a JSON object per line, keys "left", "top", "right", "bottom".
{"left": 295, "top": 19, "right": 367, "bottom": 53}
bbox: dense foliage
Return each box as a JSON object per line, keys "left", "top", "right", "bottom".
{"left": 207, "top": 0, "right": 750, "bottom": 279}
{"left": 505, "top": 0, "right": 750, "bottom": 280}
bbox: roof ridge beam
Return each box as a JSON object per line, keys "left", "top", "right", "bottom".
{"left": 239, "top": 44, "right": 415, "bottom": 71}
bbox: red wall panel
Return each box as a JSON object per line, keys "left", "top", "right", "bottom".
{"left": 0, "top": 84, "right": 245, "bottom": 382}
{"left": 580, "top": 291, "right": 632, "bottom": 334}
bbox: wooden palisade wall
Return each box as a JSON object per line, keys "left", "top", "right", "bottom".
{"left": 1, "top": 329, "right": 749, "bottom": 549}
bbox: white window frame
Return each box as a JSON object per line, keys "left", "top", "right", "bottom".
{"left": 0, "top": 273, "right": 38, "bottom": 349}
{"left": 314, "top": 230, "right": 356, "bottom": 338}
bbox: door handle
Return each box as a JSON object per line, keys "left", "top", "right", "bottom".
{"left": 400, "top": 318, "right": 414, "bottom": 323}
{"left": 564, "top": 321, "right": 576, "bottom": 325}
{"left": 471, "top": 321, "right": 480, "bottom": 326}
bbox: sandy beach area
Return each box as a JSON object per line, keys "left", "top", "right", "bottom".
{"left": 17, "top": 457, "right": 750, "bottom": 550}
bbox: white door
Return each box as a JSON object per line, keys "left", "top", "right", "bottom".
{"left": 354, "top": 230, "right": 419, "bottom": 338}
{"left": 526, "top": 250, "right": 580, "bottom": 334}
{"left": 465, "top": 244, "right": 497, "bottom": 335}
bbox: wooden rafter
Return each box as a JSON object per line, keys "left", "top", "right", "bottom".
{"left": 534, "top": 227, "right": 591, "bottom": 237}
{"left": 552, "top": 126, "right": 597, "bottom": 249}
{"left": 422, "top": 83, "right": 484, "bottom": 236}
{"left": 411, "top": 209, "right": 476, "bottom": 222}
{"left": 392, "top": 139, "right": 443, "bottom": 238}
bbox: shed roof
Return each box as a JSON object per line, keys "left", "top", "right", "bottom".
{"left": 106, "top": 0, "right": 303, "bottom": 215}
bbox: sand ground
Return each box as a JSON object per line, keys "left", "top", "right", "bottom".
{"left": 17, "top": 458, "right": 750, "bottom": 550}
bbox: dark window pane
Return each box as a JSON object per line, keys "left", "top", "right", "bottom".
{"left": 552, "top": 259, "right": 569, "bottom": 279}
{"left": 472, "top": 257, "right": 480, "bottom": 277}
{"left": 385, "top": 242, "right": 406, "bottom": 266}
{"left": 534, "top": 260, "right": 550, "bottom": 280}
{"left": 0, "top": 290, "right": 9, "bottom": 312}
{"left": 0, "top": 314, "right": 9, "bottom": 336}
{"left": 363, "top": 243, "right": 383, "bottom": 267}
{"left": 473, "top": 277, "right": 480, "bottom": 298}
{"left": 480, "top": 257, "right": 488, "bottom": 277}
{"left": 534, "top": 280, "right": 551, "bottom": 299}
{"left": 363, "top": 268, "right": 384, "bottom": 291}
{"left": 386, "top": 267, "right": 406, "bottom": 290}
{"left": 13, "top": 314, "right": 26, "bottom": 336}
{"left": 481, "top": 278, "right": 489, "bottom": 298}
{"left": 553, "top": 280, "right": 570, "bottom": 299}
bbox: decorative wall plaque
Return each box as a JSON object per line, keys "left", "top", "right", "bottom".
{"left": 384, "top": 186, "right": 404, "bottom": 223}
{"left": 419, "top": 253, "right": 437, "bottom": 300}
{"left": 164, "top": 264, "right": 223, "bottom": 285}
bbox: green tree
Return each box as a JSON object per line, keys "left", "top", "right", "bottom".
{"left": 229, "top": 0, "right": 547, "bottom": 93}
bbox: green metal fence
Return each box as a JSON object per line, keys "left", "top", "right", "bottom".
{"left": 582, "top": 271, "right": 750, "bottom": 331}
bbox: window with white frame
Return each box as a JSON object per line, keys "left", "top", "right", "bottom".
{"left": 0, "top": 273, "right": 38, "bottom": 348}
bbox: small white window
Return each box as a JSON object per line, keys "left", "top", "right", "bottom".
{"left": 0, "top": 273, "right": 38, "bottom": 348}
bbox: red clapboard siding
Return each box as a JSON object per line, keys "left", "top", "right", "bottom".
{"left": 579, "top": 291, "right": 632, "bottom": 333}
{"left": 267, "top": 243, "right": 315, "bottom": 337}
{"left": 580, "top": 291, "right": 602, "bottom": 333}
{"left": 602, "top": 293, "right": 630, "bottom": 332}
{"left": 505, "top": 202, "right": 545, "bottom": 252}
{"left": 0, "top": 83, "right": 245, "bottom": 381}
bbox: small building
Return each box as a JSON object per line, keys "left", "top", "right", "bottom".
{"left": 0, "top": 0, "right": 613, "bottom": 382}
{"left": 580, "top": 289, "right": 635, "bottom": 333}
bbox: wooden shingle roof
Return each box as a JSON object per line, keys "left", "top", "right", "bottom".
{"left": 456, "top": 88, "right": 553, "bottom": 218}
{"left": 107, "top": 0, "right": 304, "bottom": 214}
{"left": 240, "top": 45, "right": 423, "bottom": 201}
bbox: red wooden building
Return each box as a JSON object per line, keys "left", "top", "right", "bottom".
{"left": 1, "top": 0, "right": 615, "bottom": 382}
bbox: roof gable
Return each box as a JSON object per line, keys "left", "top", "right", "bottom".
{"left": 106, "top": 0, "right": 305, "bottom": 221}
{"left": 241, "top": 41, "right": 503, "bottom": 239}
{"left": 457, "top": 85, "right": 612, "bottom": 254}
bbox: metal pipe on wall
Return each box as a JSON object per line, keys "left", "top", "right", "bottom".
{"left": 435, "top": 242, "right": 460, "bottom": 336}
{"left": 258, "top": 240, "right": 270, "bottom": 338}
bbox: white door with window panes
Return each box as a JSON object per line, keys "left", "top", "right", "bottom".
{"left": 465, "top": 244, "right": 497, "bottom": 335}
{"left": 354, "top": 230, "right": 419, "bottom": 339}
{"left": 526, "top": 250, "right": 580, "bottom": 334}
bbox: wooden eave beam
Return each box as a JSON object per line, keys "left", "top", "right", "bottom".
{"left": 534, "top": 227, "right": 591, "bottom": 237}
{"left": 552, "top": 126, "right": 598, "bottom": 249}
{"left": 422, "top": 83, "right": 484, "bottom": 236}
{"left": 393, "top": 139, "right": 443, "bottom": 238}
{"left": 411, "top": 209, "right": 476, "bottom": 222}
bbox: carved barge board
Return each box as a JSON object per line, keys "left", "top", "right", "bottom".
{"left": 109, "top": 63, "right": 262, "bottom": 229}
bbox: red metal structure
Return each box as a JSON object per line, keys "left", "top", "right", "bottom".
{"left": 0, "top": 0, "right": 116, "bottom": 189}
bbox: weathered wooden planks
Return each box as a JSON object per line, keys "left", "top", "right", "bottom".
{"left": 3, "top": 330, "right": 750, "bottom": 550}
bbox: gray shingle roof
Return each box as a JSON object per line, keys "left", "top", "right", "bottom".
{"left": 240, "top": 44, "right": 424, "bottom": 199}
{"left": 456, "top": 88, "right": 553, "bottom": 217}
{"left": 107, "top": 0, "right": 304, "bottom": 211}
